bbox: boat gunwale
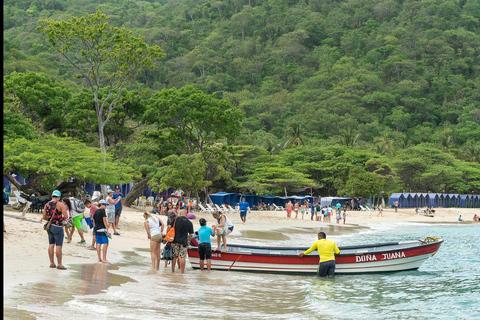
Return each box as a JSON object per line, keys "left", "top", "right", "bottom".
{"left": 187, "top": 239, "right": 443, "bottom": 257}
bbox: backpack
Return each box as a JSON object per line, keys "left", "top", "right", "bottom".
{"left": 70, "top": 198, "right": 85, "bottom": 215}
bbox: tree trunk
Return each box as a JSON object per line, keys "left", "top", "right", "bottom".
{"left": 123, "top": 176, "right": 149, "bottom": 207}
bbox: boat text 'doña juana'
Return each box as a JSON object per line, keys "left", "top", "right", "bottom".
{"left": 187, "top": 237, "right": 443, "bottom": 275}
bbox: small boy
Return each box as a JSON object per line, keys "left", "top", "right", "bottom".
{"left": 93, "top": 200, "right": 110, "bottom": 263}
{"left": 84, "top": 200, "right": 98, "bottom": 250}
{"left": 197, "top": 218, "right": 214, "bottom": 271}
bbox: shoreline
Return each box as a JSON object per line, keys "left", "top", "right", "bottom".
{"left": 3, "top": 206, "right": 479, "bottom": 297}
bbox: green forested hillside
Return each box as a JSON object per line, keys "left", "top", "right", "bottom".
{"left": 3, "top": 0, "right": 480, "bottom": 197}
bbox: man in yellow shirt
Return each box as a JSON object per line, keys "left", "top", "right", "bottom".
{"left": 298, "top": 232, "right": 340, "bottom": 278}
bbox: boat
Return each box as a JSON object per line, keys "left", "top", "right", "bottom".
{"left": 187, "top": 237, "right": 443, "bottom": 274}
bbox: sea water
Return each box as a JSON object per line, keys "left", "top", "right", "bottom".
{"left": 3, "top": 223, "right": 479, "bottom": 320}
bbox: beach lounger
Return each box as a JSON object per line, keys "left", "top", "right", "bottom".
{"left": 221, "top": 204, "right": 231, "bottom": 212}
{"left": 146, "top": 196, "right": 154, "bottom": 206}
{"left": 214, "top": 204, "right": 226, "bottom": 212}
{"left": 272, "top": 204, "right": 284, "bottom": 211}
{"left": 198, "top": 203, "right": 210, "bottom": 212}
{"left": 137, "top": 196, "right": 147, "bottom": 210}
{"left": 359, "top": 205, "right": 368, "bottom": 211}
{"left": 206, "top": 203, "right": 216, "bottom": 212}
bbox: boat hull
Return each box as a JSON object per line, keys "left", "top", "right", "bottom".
{"left": 187, "top": 240, "right": 442, "bottom": 275}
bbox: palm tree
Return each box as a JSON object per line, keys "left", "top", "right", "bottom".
{"left": 284, "top": 122, "right": 305, "bottom": 148}
{"left": 339, "top": 128, "right": 360, "bottom": 147}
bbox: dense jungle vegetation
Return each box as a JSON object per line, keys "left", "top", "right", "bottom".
{"left": 3, "top": 0, "right": 480, "bottom": 201}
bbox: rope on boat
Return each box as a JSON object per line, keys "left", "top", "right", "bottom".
{"left": 419, "top": 237, "right": 441, "bottom": 245}
{"left": 227, "top": 254, "right": 243, "bottom": 271}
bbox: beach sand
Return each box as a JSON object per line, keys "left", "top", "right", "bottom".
{"left": 3, "top": 205, "right": 479, "bottom": 297}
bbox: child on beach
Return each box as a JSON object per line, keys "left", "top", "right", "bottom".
{"left": 93, "top": 200, "right": 110, "bottom": 264}
{"left": 197, "top": 218, "right": 214, "bottom": 270}
{"left": 84, "top": 200, "right": 98, "bottom": 250}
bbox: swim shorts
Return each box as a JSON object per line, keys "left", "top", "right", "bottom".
{"left": 317, "top": 260, "right": 336, "bottom": 277}
{"left": 240, "top": 210, "right": 247, "bottom": 218}
{"left": 48, "top": 225, "right": 64, "bottom": 246}
{"left": 172, "top": 243, "right": 187, "bottom": 258}
{"left": 72, "top": 215, "right": 83, "bottom": 230}
{"left": 198, "top": 243, "right": 212, "bottom": 260}
{"left": 96, "top": 235, "right": 109, "bottom": 245}
{"left": 107, "top": 211, "right": 115, "bottom": 224}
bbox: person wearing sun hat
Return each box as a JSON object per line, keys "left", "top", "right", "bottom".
{"left": 106, "top": 189, "right": 120, "bottom": 236}
{"left": 93, "top": 199, "right": 111, "bottom": 263}
{"left": 43, "top": 189, "right": 69, "bottom": 270}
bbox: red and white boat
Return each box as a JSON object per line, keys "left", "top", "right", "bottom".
{"left": 187, "top": 237, "right": 443, "bottom": 274}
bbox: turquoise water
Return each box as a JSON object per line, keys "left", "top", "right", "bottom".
{"left": 4, "top": 223, "right": 479, "bottom": 320}
{"left": 300, "top": 223, "right": 480, "bottom": 320}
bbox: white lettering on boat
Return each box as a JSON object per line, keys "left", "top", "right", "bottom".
{"left": 356, "top": 255, "right": 377, "bottom": 262}
{"left": 381, "top": 252, "right": 406, "bottom": 260}
{"left": 211, "top": 253, "right": 222, "bottom": 258}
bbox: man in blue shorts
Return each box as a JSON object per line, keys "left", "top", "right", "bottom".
{"left": 298, "top": 232, "right": 340, "bottom": 278}
{"left": 239, "top": 197, "right": 250, "bottom": 224}
{"left": 197, "top": 218, "right": 214, "bottom": 270}
{"left": 113, "top": 186, "right": 124, "bottom": 230}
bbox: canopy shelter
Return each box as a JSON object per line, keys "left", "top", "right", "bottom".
{"left": 427, "top": 193, "right": 439, "bottom": 207}
{"left": 319, "top": 197, "right": 351, "bottom": 207}
{"left": 459, "top": 194, "right": 468, "bottom": 208}
{"left": 210, "top": 192, "right": 238, "bottom": 207}
{"left": 259, "top": 195, "right": 282, "bottom": 207}
{"left": 473, "top": 195, "right": 479, "bottom": 207}
{"left": 389, "top": 192, "right": 480, "bottom": 208}
{"left": 389, "top": 193, "right": 402, "bottom": 207}
{"left": 450, "top": 194, "right": 460, "bottom": 207}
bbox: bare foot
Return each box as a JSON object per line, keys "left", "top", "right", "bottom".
{"left": 221, "top": 249, "right": 227, "bottom": 253}
{"left": 102, "top": 260, "right": 111, "bottom": 264}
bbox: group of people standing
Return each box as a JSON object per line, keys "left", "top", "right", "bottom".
{"left": 43, "top": 186, "right": 125, "bottom": 270}
{"left": 285, "top": 200, "right": 348, "bottom": 224}
{"left": 144, "top": 202, "right": 235, "bottom": 273}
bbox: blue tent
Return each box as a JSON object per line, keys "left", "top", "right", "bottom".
{"left": 389, "top": 193, "right": 402, "bottom": 207}
{"left": 259, "top": 195, "right": 280, "bottom": 206}
{"left": 459, "top": 195, "right": 468, "bottom": 208}
{"left": 427, "top": 193, "right": 439, "bottom": 207}
{"left": 210, "top": 192, "right": 238, "bottom": 207}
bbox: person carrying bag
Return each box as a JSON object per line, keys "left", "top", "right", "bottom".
{"left": 164, "top": 216, "right": 177, "bottom": 242}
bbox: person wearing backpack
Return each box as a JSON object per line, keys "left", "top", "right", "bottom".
{"left": 68, "top": 195, "right": 87, "bottom": 244}
{"left": 43, "top": 190, "right": 69, "bottom": 270}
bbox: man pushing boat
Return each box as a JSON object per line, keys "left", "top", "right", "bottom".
{"left": 298, "top": 232, "right": 340, "bottom": 278}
